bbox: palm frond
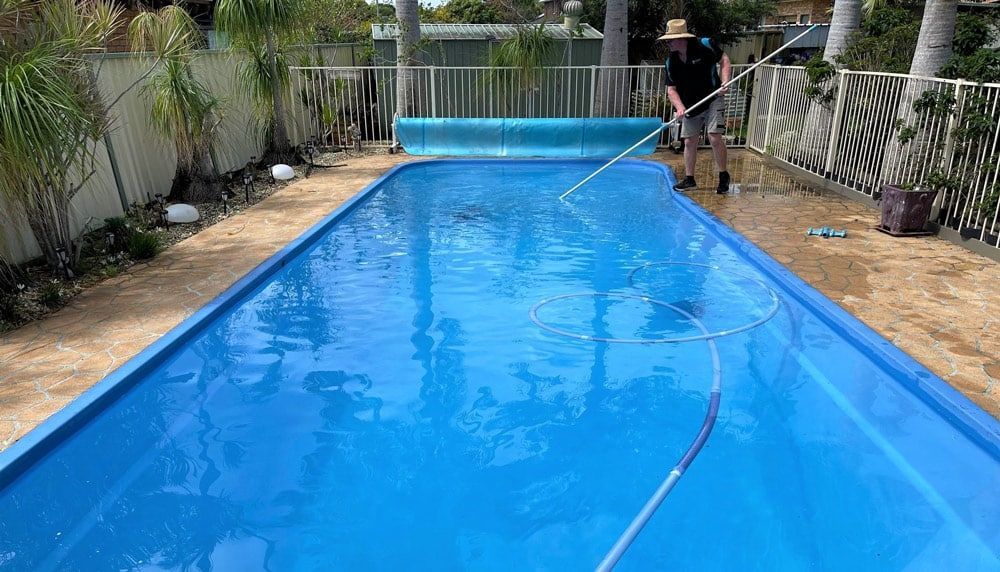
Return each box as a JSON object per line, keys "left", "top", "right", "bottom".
{"left": 234, "top": 38, "right": 289, "bottom": 114}
{"left": 489, "top": 24, "right": 554, "bottom": 90}
{"left": 214, "top": 0, "right": 303, "bottom": 39}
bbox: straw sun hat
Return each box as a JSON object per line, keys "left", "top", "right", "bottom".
{"left": 657, "top": 19, "right": 696, "bottom": 41}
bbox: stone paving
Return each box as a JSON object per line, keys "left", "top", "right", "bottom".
{"left": 0, "top": 153, "right": 411, "bottom": 448}
{"left": 0, "top": 150, "right": 996, "bottom": 450}
{"left": 659, "top": 151, "right": 999, "bottom": 416}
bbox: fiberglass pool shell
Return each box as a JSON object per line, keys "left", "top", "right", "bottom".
{"left": 0, "top": 159, "right": 997, "bottom": 571}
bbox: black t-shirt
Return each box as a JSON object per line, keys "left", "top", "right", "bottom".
{"left": 664, "top": 38, "right": 724, "bottom": 116}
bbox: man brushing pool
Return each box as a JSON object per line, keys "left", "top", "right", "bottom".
{"left": 661, "top": 19, "right": 731, "bottom": 194}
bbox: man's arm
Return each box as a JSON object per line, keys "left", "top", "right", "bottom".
{"left": 667, "top": 86, "right": 686, "bottom": 118}
{"left": 719, "top": 52, "right": 732, "bottom": 94}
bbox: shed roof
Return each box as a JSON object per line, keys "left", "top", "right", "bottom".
{"left": 371, "top": 23, "right": 603, "bottom": 41}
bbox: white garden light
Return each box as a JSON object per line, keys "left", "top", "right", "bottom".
{"left": 165, "top": 203, "right": 200, "bottom": 224}
{"left": 271, "top": 164, "right": 295, "bottom": 181}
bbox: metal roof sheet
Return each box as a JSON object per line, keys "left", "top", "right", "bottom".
{"left": 372, "top": 23, "right": 603, "bottom": 41}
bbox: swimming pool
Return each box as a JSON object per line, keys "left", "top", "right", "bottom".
{"left": 1, "top": 159, "right": 997, "bottom": 570}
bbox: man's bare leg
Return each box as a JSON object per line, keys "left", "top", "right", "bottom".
{"left": 684, "top": 136, "right": 698, "bottom": 177}
{"left": 708, "top": 133, "right": 727, "bottom": 172}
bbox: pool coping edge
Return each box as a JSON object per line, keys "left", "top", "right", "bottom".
{"left": 1, "top": 157, "right": 997, "bottom": 490}
{"left": 0, "top": 159, "right": 420, "bottom": 488}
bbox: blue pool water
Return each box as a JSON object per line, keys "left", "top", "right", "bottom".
{"left": 1, "top": 160, "right": 998, "bottom": 570}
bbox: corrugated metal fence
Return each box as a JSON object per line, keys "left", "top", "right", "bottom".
{"left": 7, "top": 60, "right": 997, "bottom": 262}
{"left": 1, "top": 45, "right": 356, "bottom": 264}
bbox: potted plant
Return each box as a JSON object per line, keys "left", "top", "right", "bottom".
{"left": 877, "top": 182, "right": 938, "bottom": 236}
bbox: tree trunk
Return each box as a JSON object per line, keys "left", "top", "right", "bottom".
{"left": 26, "top": 188, "right": 74, "bottom": 275}
{"left": 796, "top": 0, "right": 862, "bottom": 166}
{"left": 879, "top": 0, "right": 958, "bottom": 184}
{"left": 395, "top": 0, "right": 422, "bottom": 119}
{"left": 909, "top": 0, "right": 958, "bottom": 78}
{"left": 168, "top": 163, "right": 192, "bottom": 202}
{"left": 824, "top": 0, "right": 862, "bottom": 64}
{"left": 265, "top": 28, "right": 293, "bottom": 163}
{"left": 594, "top": 0, "right": 628, "bottom": 117}
{"left": 186, "top": 145, "right": 223, "bottom": 204}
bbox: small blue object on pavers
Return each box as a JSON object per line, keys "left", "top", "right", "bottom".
{"left": 806, "top": 227, "right": 847, "bottom": 238}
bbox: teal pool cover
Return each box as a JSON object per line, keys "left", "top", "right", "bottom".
{"left": 395, "top": 117, "right": 664, "bottom": 157}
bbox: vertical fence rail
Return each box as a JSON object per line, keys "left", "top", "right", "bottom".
{"left": 287, "top": 63, "right": 1000, "bottom": 250}
{"left": 745, "top": 65, "right": 1000, "bottom": 250}
{"left": 288, "top": 64, "right": 755, "bottom": 152}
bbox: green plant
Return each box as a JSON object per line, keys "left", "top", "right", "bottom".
{"left": 582, "top": 0, "right": 774, "bottom": 61}
{"left": 803, "top": 55, "right": 838, "bottom": 107}
{"left": 300, "top": 0, "right": 388, "bottom": 44}
{"left": 99, "top": 263, "right": 122, "bottom": 278}
{"left": 0, "top": 0, "right": 191, "bottom": 276}
{"left": 103, "top": 216, "right": 129, "bottom": 236}
{"left": 130, "top": 6, "right": 225, "bottom": 203}
{"left": 433, "top": 0, "right": 505, "bottom": 23}
{"left": 894, "top": 119, "right": 917, "bottom": 144}
{"left": 127, "top": 232, "right": 162, "bottom": 260}
{"left": 940, "top": 12, "right": 1000, "bottom": 83}
{"left": 38, "top": 280, "right": 64, "bottom": 308}
{"left": 836, "top": 5, "right": 921, "bottom": 73}
{"left": 489, "top": 24, "right": 554, "bottom": 90}
{"left": 215, "top": 0, "right": 305, "bottom": 163}
{"left": 0, "top": 291, "right": 23, "bottom": 322}
{"left": 894, "top": 87, "right": 998, "bottom": 232}
{"left": 835, "top": 4, "right": 999, "bottom": 78}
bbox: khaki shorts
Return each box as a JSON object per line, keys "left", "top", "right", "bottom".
{"left": 680, "top": 96, "right": 727, "bottom": 139}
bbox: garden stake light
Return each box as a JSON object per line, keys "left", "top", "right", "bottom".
{"left": 242, "top": 165, "right": 255, "bottom": 203}
{"left": 154, "top": 193, "right": 169, "bottom": 229}
{"left": 55, "top": 247, "right": 74, "bottom": 279}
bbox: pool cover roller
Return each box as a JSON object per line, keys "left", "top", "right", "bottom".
{"left": 394, "top": 117, "right": 664, "bottom": 157}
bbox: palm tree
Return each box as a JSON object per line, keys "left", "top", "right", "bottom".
{"left": 824, "top": 0, "right": 863, "bottom": 64}
{"left": 232, "top": 36, "right": 291, "bottom": 151}
{"left": 909, "top": 0, "right": 957, "bottom": 77}
{"left": 214, "top": 0, "right": 301, "bottom": 163}
{"left": 129, "top": 6, "right": 224, "bottom": 203}
{"left": 797, "top": 0, "right": 862, "bottom": 165}
{"left": 594, "top": 0, "right": 628, "bottom": 117}
{"left": 489, "top": 24, "right": 554, "bottom": 116}
{"left": 0, "top": 0, "right": 189, "bottom": 274}
{"left": 879, "top": 0, "right": 958, "bottom": 183}
{"left": 394, "top": 0, "right": 422, "bottom": 118}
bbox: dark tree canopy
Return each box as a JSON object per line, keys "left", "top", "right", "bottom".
{"left": 583, "top": 0, "right": 775, "bottom": 63}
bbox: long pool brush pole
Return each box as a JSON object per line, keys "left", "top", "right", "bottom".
{"left": 560, "top": 24, "right": 820, "bottom": 201}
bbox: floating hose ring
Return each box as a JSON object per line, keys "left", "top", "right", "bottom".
{"left": 530, "top": 264, "right": 780, "bottom": 345}
{"left": 528, "top": 262, "right": 781, "bottom": 571}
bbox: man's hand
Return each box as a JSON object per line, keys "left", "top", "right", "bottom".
{"left": 718, "top": 84, "right": 730, "bottom": 96}
{"left": 675, "top": 107, "right": 686, "bottom": 120}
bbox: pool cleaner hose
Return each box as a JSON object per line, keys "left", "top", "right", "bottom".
{"left": 528, "top": 262, "right": 780, "bottom": 570}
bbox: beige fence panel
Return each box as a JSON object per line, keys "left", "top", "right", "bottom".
{"left": 0, "top": 141, "right": 123, "bottom": 263}
{"left": 1, "top": 44, "right": 323, "bottom": 264}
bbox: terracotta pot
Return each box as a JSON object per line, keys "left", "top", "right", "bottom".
{"left": 879, "top": 184, "right": 938, "bottom": 235}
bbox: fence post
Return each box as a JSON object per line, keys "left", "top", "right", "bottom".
{"left": 430, "top": 66, "right": 437, "bottom": 118}
{"left": 824, "top": 70, "right": 849, "bottom": 178}
{"left": 942, "top": 78, "right": 967, "bottom": 173}
{"left": 934, "top": 78, "right": 968, "bottom": 223}
{"left": 745, "top": 67, "right": 760, "bottom": 149}
{"left": 762, "top": 66, "right": 780, "bottom": 155}
{"left": 102, "top": 134, "right": 128, "bottom": 212}
{"left": 589, "top": 66, "right": 598, "bottom": 118}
